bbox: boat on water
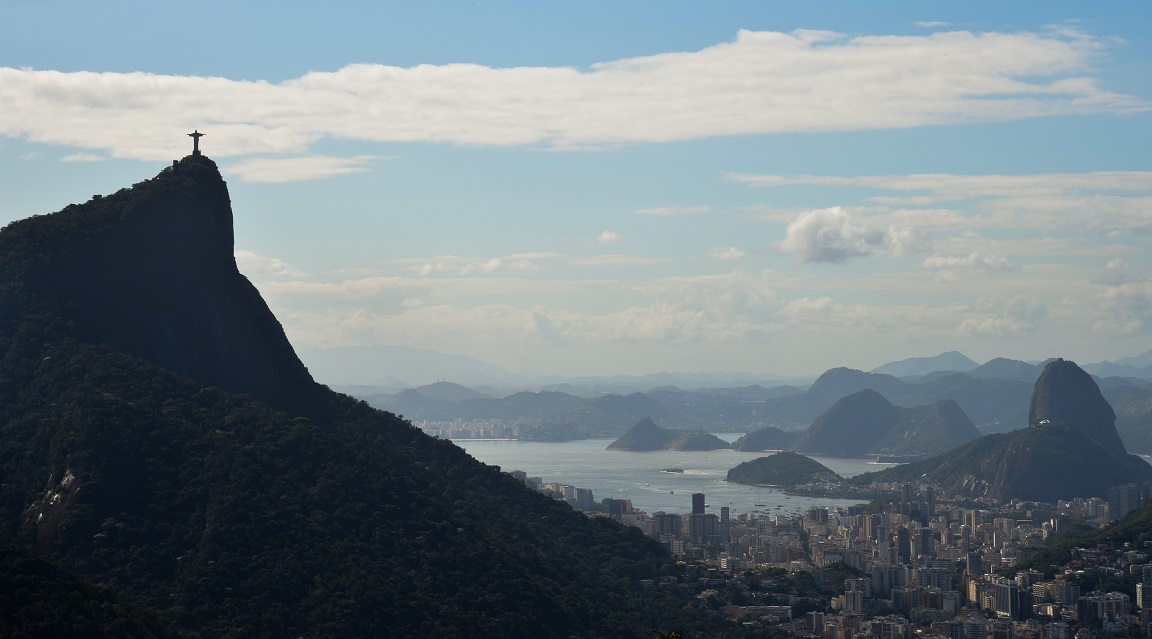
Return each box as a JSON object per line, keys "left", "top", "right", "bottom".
{"left": 661, "top": 468, "right": 684, "bottom": 473}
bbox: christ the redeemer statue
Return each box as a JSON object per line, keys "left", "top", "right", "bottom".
{"left": 188, "top": 130, "right": 205, "bottom": 156}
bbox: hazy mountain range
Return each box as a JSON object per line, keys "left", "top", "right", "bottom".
{"left": 303, "top": 344, "right": 1152, "bottom": 393}
{"left": 356, "top": 351, "right": 1152, "bottom": 454}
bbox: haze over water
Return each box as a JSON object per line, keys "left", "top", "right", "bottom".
{"left": 457, "top": 436, "right": 884, "bottom": 516}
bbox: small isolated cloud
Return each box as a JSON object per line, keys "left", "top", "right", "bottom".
{"left": 915, "top": 21, "right": 950, "bottom": 28}
{"left": 235, "top": 250, "right": 307, "bottom": 277}
{"left": 709, "top": 246, "right": 745, "bottom": 261}
{"left": 227, "top": 155, "right": 375, "bottom": 183}
{"left": 635, "top": 205, "right": 712, "bottom": 216}
{"left": 61, "top": 153, "right": 105, "bottom": 162}
{"left": 401, "top": 253, "right": 557, "bottom": 276}
{"left": 780, "top": 207, "right": 882, "bottom": 263}
{"left": 596, "top": 231, "right": 622, "bottom": 246}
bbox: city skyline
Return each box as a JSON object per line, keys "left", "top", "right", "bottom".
{"left": 2, "top": 2, "right": 1150, "bottom": 378}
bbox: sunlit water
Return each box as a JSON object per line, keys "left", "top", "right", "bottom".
{"left": 455, "top": 435, "right": 892, "bottom": 517}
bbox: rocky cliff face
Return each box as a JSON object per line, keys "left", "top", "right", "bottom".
{"left": 0, "top": 155, "right": 322, "bottom": 416}
{"left": 1029, "top": 358, "right": 1126, "bottom": 455}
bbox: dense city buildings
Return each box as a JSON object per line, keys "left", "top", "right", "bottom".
{"left": 507, "top": 469, "right": 1152, "bottom": 638}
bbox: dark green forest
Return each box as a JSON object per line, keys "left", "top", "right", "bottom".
{"left": 0, "top": 156, "right": 754, "bottom": 638}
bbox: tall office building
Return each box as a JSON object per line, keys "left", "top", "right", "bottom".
{"left": 692, "top": 492, "right": 706, "bottom": 515}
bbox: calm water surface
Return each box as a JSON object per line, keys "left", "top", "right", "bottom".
{"left": 456, "top": 436, "right": 891, "bottom": 517}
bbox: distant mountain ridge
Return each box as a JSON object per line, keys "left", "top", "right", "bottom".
{"left": 870, "top": 351, "right": 979, "bottom": 377}
{"left": 355, "top": 352, "right": 1152, "bottom": 447}
{"left": 792, "top": 389, "right": 979, "bottom": 457}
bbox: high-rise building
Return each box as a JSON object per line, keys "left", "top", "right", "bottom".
{"left": 689, "top": 513, "right": 718, "bottom": 544}
{"left": 992, "top": 577, "right": 1021, "bottom": 619}
{"left": 897, "top": 527, "right": 912, "bottom": 564}
{"left": 1135, "top": 583, "right": 1151, "bottom": 610}
{"left": 692, "top": 492, "right": 706, "bottom": 515}
{"left": 653, "top": 512, "right": 682, "bottom": 538}
{"left": 1077, "top": 591, "right": 1130, "bottom": 622}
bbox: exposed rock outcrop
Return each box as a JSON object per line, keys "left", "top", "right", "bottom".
{"left": 1029, "top": 358, "right": 1126, "bottom": 455}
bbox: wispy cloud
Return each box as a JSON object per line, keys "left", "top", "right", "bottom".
{"left": 61, "top": 152, "right": 105, "bottom": 162}
{"left": 395, "top": 253, "right": 562, "bottom": 276}
{"left": 709, "top": 246, "right": 746, "bottom": 261}
{"left": 235, "top": 250, "right": 308, "bottom": 277}
{"left": 226, "top": 155, "right": 376, "bottom": 183}
{"left": 0, "top": 28, "right": 1143, "bottom": 175}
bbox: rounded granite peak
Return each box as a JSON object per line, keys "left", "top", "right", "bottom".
{"left": 1028, "top": 357, "right": 1124, "bottom": 455}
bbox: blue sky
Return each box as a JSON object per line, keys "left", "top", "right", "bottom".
{"left": 2, "top": 1, "right": 1150, "bottom": 378}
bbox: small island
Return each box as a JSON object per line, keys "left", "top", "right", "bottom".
{"left": 606, "top": 417, "right": 730, "bottom": 451}
{"left": 726, "top": 451, "right": 842, "bottom": 486}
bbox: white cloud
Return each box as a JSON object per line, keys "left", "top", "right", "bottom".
{"left": 957, "top": 295, "right": 1048, "bottom": 337}
{"left": 1090, "top": 260, "right": 1152, "bottom": 336}
{"left": 61, "top": 153, "right": 105, "bottom": 162}
{"left": 779, "top": 207, "right": 884, "bottom": 263}
{"left": 778, "top": 206, "right": 930, "bottom": 263}
{"left": 596, "top": 230, "right": 622, "bottom": 246}
{"left": 396, "top": 253, "right": 560, "bottom": 276}
{"left": 226, "top": 155, "right": 375, "bottom": 183}
{"left": 0, "top": 28, "right": 1143, "bottom": 171}
{"left": 710, "top": 246, "right": 745, "bottom": 261}
{"left": 235, "top": 250, "right": 307, "bottom": 277}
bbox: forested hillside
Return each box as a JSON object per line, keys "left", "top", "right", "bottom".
{"left": 0, "top": 155, "right": 747, "bottom": 638}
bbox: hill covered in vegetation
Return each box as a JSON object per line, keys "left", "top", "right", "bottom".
{"left": 606, "top": 417, "right": 731, "bottom": 451}
{"left": 726, "top": 452, "right": 841, "bottom": 487}
{"left": 0, "top": 155, "right": 746, "bottom": 638}
{"left": 791, "top": 389, "right": 979, "bottom": 457}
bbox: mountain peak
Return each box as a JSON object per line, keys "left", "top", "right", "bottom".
{"left": 1028, "top": 358, "right": 1125, "bottom": 455}
{"left": 0, "top": 158, "right": 321, "bottom": 415}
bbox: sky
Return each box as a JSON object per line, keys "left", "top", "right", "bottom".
{"left": 1, "top": 1, "right": 1151, "bottom": 379}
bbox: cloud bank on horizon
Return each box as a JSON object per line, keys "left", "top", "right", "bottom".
{"left": 3, "top": 14, "right": 1151, "bottom": 378}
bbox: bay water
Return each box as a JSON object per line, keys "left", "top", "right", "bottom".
{"left": 455, "top": 435, "right": 890, "bottom": 518}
